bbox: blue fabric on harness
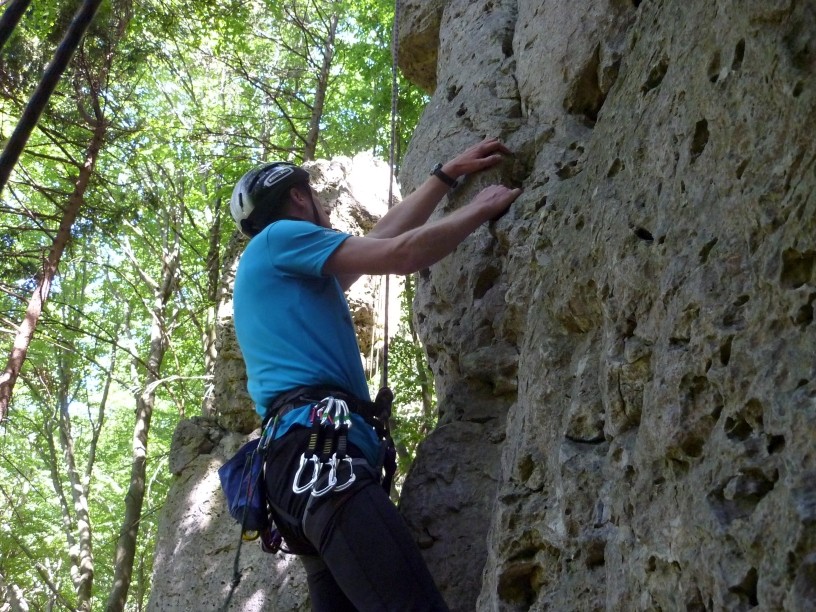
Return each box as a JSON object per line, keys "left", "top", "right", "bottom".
{"left": 218, "top": 437, "right": 269, "bottom": 534}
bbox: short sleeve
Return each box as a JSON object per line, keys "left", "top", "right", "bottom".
{"left": 262, "top": 220, "right": 350, "bottom": 277}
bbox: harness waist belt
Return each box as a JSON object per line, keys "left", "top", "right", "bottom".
{"left": 263, "top": 385, "right": 393, "bottom": 434}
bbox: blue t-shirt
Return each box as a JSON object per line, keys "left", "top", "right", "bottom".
{"left": 233, "top": 220, "right": 379, "bottom": 463}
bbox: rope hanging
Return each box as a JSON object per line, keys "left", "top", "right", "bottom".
{"left": 381, "top": 0, "right": 401, "bottom": 390}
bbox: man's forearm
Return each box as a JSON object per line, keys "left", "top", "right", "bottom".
{"left": 367, "top": 166, "right": 456, "bottom": 239}
{"left": 328, "top": 183, "right": 521, "bottom": 289}
{"left": 386, "top": 197, "right": 490, "bottom": 273}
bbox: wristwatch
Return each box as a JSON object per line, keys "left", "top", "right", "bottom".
{"left": 431, "top": 163, "right": 459, "bottom": 189}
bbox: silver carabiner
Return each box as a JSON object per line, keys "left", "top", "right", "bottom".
{"left": 292, "top": 454, "right": 320, "bottom": 494}
{"left": 311, "top": 458, "right": 338, "bottom": 497}
{"left": 319, "top": 397, "right": 336, "bottom": 426}
{"left": 334, "top": 399, "right": 350, "bottom": 429}
{"left": 333, "top": 456, "right": 356, "bottom": 492}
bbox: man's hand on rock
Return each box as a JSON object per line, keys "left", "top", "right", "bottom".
{"left": 471, "top": 184, "right": 522, "bottom": 221}
{"left": 443, "top": 136, "right": 513, "bottom": 178}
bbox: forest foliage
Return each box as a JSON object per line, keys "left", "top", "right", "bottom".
{"left": 0, "top": 0, "right": 430, "bottom": 609}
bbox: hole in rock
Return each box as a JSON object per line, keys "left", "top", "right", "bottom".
{"left": 498, "top": 562, "right": 541, "bottom": 607}
{"left": 517, "top": 454, "right": 534, "bottom": 482}
{"left": 565, "top": 45, "right": 605, "bottom": 126}
{"left": 556, "top": 159, "right": 581, "bottom": 179}
{"left": 719, "top": 336, "right": 733, "bottom": 366}
{"left": 635, "top": 227, "right": 654, "bottom": 241}
{"left": 473, "top": 264, "right": 501, "bottom": 300}
{"left": 725, "top": 415, "right": 753, "bottom": 441}
{"left": 707, "top": 470, "right": 776, "bottom": 527}
{"left": 767, "top": 435, "right": 785, "bottom": 454}
{"left": 780, "top": 248, "right": 815, "bottom": 289}
{"left": 607, "top": 158, "right": 624, "bottom": 178}
{"left": 585, "top": 539, "right": 605, "bottom": 569}
{"left": 699, "top": 237, "right": 718, "bottom": 263}
{"left": 708, "top": 50, "right": 722, "bottom": 83}
{"left": 690, "top": 119, "right": 709, "bottom": 162}
{"left": 729, "top": 567, "right": 759, "bottom": 608}
{"left": 793, "top": 302, "right": 814, "bottom": 327}
{"left": 502, "top": 31, "right": 514, "bottom": 58}
{"left": 732, "top": 39, "right": 746, "bottom": 71}
{"left": 725, "top": 398, "right": 763, "bottom": 442}
{"left": 686, "top": 587, "right": 707, "bottom": 612}
{"left": 641, "top": 55, "right": 669, "bottom": 94}
{"left": 736, "top": 158, "right": 749, "bottom": 179}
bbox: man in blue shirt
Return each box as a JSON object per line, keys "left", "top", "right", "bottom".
{"left": 231, "top": 138, "right": 520, "bottom": 611}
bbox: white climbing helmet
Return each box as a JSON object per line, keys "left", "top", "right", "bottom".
{"left": 230, "top": 161, "right": 311, "bottom": 236}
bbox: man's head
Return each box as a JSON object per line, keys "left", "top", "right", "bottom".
{"left": 230, "top": 162, "right": 312, "bottom": 237}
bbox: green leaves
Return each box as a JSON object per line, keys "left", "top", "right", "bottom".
{"left": 0, "top": 0, "right": 428, "bottom": 606}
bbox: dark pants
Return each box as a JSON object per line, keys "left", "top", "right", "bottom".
{"left": 265, "top": 427, "right": 449, "bottom": 611}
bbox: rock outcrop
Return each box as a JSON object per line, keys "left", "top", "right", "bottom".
{"left": 397, "top": 1, "right": 816, "bottom": 610}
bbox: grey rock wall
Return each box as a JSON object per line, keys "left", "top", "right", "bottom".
{"left": 397, "top": 1, "right": 816, "bottom": 610}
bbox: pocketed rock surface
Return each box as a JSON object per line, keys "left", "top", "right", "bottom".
{"left": 396, "top": 1, "right": 816, "bottom": 610}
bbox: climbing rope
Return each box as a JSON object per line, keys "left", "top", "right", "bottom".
{"left": 381, "top": 0, "right": 401, "bottom": 390}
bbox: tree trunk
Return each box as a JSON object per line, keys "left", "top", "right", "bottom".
{"left": 0, "top": 116, "right": 106, "bottom": 424}
{"left": 0, "top": 0, "right": 103, "bottom": 193}
{"left": 44, "top": 415, "right": 78, "bottom": 559}
{"left": 0, "top": 0, "right": 34, "bottom": 53}
{"left": 303, "top": 11, "right": 338, "bottom": 161}
{"left": 0, "top": 569, "right": 31, "bottom": 611}
{"left": 105, "top": 208, "right": 181, "bottom": 612}
{"left": 201, "top": 198, "right": 221, "bottom": 418}
{"left": 58, "top": 397, "right": 95, "bottom": 611}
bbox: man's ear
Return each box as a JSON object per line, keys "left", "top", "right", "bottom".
{"left": 287, "top": 185, "right": 309, "bottom": 212}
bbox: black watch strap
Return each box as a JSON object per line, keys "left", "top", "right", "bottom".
{"left": 431, "top": 163, "right": 458, "bottom": 189}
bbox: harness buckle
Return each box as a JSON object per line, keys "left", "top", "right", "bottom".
{"left": 292, "top": 454, "right": 320, "bottom": 494}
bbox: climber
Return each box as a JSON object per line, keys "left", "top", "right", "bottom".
{"left": 230, "top": 137, "right": 521, "bottom": 611}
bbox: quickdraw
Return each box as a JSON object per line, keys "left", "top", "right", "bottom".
{"left": 292, "top": 397, "right": 356, "bottom": 497}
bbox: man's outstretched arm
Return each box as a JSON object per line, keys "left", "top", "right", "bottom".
{"left": 325, "top": 184, "right": 521, "bottom": 288}
{"left": 366, "top": 137, "right": 513, "bottom": 240}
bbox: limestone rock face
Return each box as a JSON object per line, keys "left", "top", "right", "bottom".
{"left": 397, "top": 0, "right": 447, "bottom": 93}
{"left": 397, "top": 1, "right": 816, "bottom": 610}
{"left": 148, "top": 155, "right": 396, "bottom": 611}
